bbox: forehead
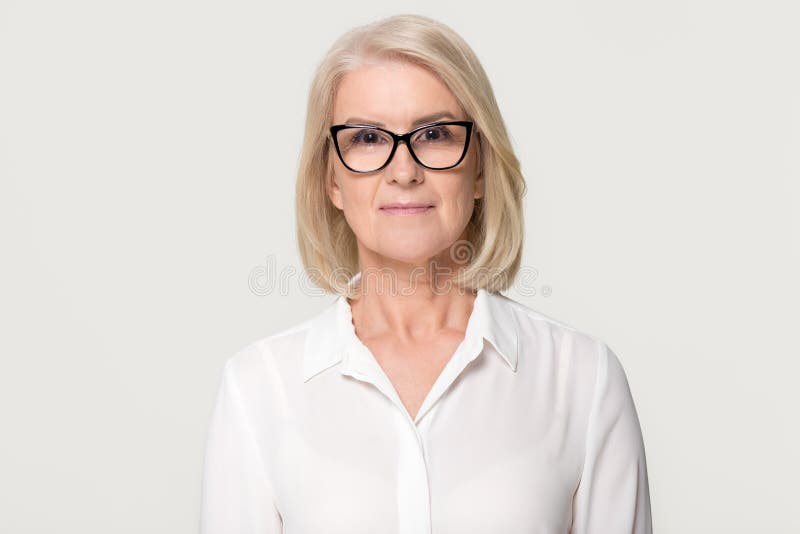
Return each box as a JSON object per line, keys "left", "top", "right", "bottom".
{"left": 332, "top": 60, "right": 463, "bottom": 129}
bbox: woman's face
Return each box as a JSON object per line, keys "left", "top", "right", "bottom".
{"left": 328, "top": 59, "right": 483, "bottom": 270}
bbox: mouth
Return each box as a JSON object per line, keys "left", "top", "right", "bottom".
{"left": 379, "top": 204, "right": 435, "bottom": 216}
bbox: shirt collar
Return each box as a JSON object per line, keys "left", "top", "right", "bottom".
{"left": 302, "top": 285, "right": 519, "bottom": 382}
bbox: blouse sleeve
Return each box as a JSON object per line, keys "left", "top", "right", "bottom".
{"left": 570, "top": 342, "right": 653, "bottom": 534}
{"left": 200, "top": 358, "right": 283, "bottom": 533}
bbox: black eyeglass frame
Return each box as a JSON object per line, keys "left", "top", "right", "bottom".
{"left": 329, "top": 120, "right": 475, "bottom": 174}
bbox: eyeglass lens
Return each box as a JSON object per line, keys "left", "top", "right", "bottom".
{"left": 335, "top": 123, "right": 469, "bottom": 172}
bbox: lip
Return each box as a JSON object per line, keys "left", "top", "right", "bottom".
{"left": 379, "top": 203, "right": 435, "bottom": 216}
{"left": 380, "top": 202, "right": 435, "bottom": 209}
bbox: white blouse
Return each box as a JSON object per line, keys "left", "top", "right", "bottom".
{"left": 200, "top": 287, "right": 653, "bottom": 533}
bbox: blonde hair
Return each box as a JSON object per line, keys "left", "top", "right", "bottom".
{"left": 295, "top": 13, "right": 527, "bottom": 296}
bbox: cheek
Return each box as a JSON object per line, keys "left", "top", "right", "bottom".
{"left": 346, "top": 181, "right": 376, "bottom": 207}
{"left": 337, "top": 179, "right": 376, "bottom": 228}
{"left": 445, "top": 177, "right": 478, "bottom": 218}
{"left": 447, "top": 148, "right": 480, "bottom": 215}
{"left": 453, "top": 189, "right": 477, "bottom": 220}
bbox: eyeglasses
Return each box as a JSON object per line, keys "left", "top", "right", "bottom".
{"left": 329, "top": 120, "right": 474, "bottom": 174}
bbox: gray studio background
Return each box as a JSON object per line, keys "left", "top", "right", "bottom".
{"left": 1, "top": 1, "right": 798, "bottom": 532}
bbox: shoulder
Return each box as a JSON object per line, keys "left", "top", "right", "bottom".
{"left": 496, "top": 291, "right": 619, "bottom": 375}
{"left": 221, "top": 300, "right": 332, "bottom": 388}
{"left": 496, "top": 293, "right": 639, "bottom": 414}
{"left": 222, "top": 295, "right": 345, "bottom": 388}
{"left": 498, "top": 292, "right": 602, "bottom": 346}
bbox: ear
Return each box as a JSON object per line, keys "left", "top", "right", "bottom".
{"left": 325, "top": 142, "right": 345, "bottom": 210}
{"left": 327, "top": 171, "right": 344, "bottom": 210}
{"left": 474, "top": 170, "right": 485, "bottom": 200}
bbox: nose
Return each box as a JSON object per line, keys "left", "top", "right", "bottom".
{"left": 385, "top": 140, "right": 424, "bottom": 185}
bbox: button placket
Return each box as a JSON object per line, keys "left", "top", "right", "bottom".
{"left": 341, "top": 345, "right": 434, "bottom": 534}
{"left": 339, "top": 333, "right": 487, "bottom": 534}
{"left": 395, "top": 408, "right": 431, "bottom": 534}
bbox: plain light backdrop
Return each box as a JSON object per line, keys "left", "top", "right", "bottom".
{"left": 1, "top": 1, "right": 798, "bottom": 532}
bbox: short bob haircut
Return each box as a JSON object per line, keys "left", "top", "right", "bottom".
{"left": 295, "top": 13, "right": 527, "bottom": 297}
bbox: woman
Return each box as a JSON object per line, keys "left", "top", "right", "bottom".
{"left": 200, "top": 13, "right": 653, "bottom": 534}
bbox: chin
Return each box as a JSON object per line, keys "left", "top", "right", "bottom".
{"left": 377, "top": 240, "right": 450, "bottom": 266}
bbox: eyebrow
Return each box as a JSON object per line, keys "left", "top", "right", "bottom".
{"left": 342, "top": 111, "right": 458, "bottom": 129}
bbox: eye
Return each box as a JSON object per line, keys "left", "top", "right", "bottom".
{"left": 413, "top": 125, "right": 454, "bottom": 143}
{"left": 349, "top": 128, "right": 390, "bottom": 146}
